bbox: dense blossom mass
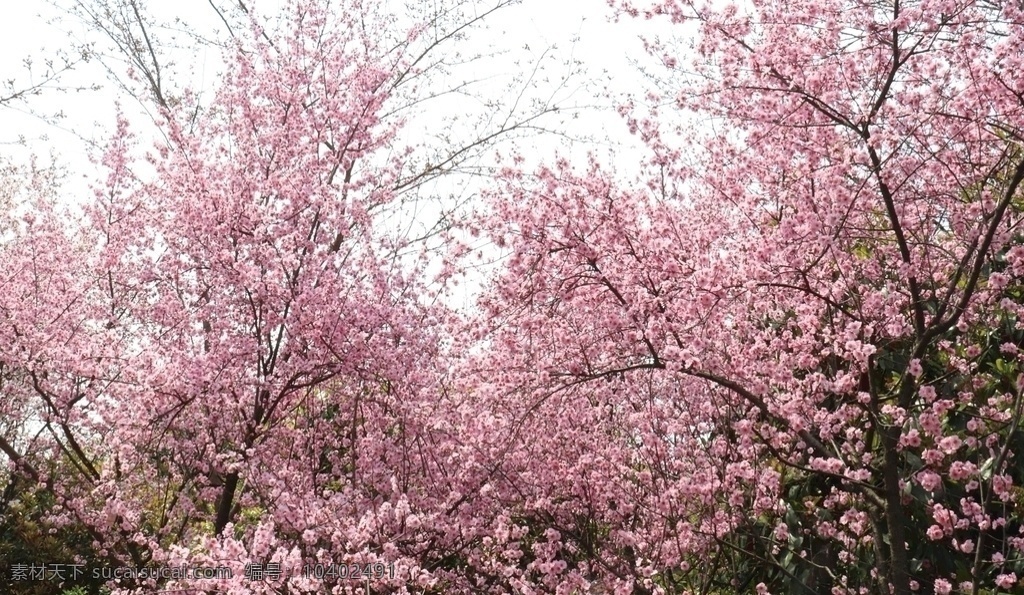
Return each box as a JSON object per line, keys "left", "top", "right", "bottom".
{"left": 477, "top": 0, "right": 1024, "bottom": 591}
{"left": 1, "top": 0, "right": 1024, "bottom": 593}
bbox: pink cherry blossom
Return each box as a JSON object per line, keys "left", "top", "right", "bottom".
{"left": 996, "top": 573, "right": 1017, "bottom": 589}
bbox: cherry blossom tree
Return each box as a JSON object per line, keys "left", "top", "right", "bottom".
{"left": 473, "top": 0, "right": 1024, "bottom": 593}
{"left": 0, "top": 0, "right": 572, "bottom": 593}
{"left": 7, "top": 0, "right": 1024, "bottom": 593}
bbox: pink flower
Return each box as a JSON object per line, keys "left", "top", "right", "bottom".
{"left": 919, "top": 471, "right": 942, "bottom": 492}
{"left": 993, "top": 474, "right": 1014, "bottom": 500}
{"left": 949, "top": 461, "right": 975, "bottom": 481}
{"left": 900, "top": 429, "right": 922, "bottom": 449}
{"left": 934, "top": 579, "right": 952, "bottom": 594}
{"left": 938, "top": 436, "right": 962, "bottom": 454}
{"left": 920, "top": 413, "right": 942, "bottom": 436}
{"left": 995, "top": 573, "right": 1017, "bottom": 589}
{"left": 990, "top": 273, "right": 1010, "bottom": 291}
{"left": 908, "top": 359, "right": 924, "bottom": 377}
{"left": 922, "top": 449, "right": 944, "bottom": 466}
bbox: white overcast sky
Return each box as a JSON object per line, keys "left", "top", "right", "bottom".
{"left": 0, "top": 0, "right": 665, "bottom": 163}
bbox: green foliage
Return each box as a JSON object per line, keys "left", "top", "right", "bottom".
{"left": 0, "top": 472, "right": 109, "bottom": 595}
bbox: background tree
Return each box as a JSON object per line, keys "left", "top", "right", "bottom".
{"left": 473, "top": 0, "right": 1024, "bottom": 593}
{"left": 0, "top": 0, "right": 580, "bottom": 593}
